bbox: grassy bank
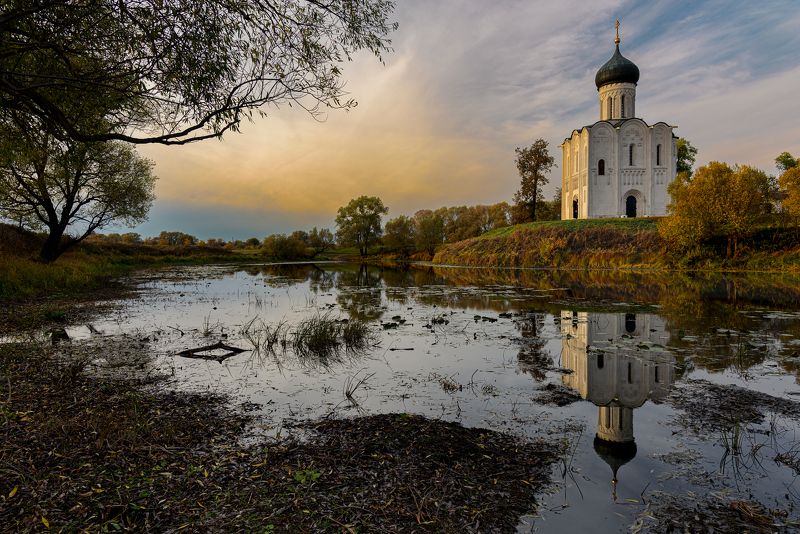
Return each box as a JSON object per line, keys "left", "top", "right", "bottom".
{"left": 0, "top": 224, "right": 265, "bottom": 301}
{"left": 433, "top": 218, "right": 800, "bottom": 272}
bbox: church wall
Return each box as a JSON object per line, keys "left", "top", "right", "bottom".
{"left": 561, "top": 130, "right": 590, "bottom": 219}
{"left": 587, "top": 123, "right": 617, "bottom": 217}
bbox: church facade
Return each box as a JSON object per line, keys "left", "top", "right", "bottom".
{"left": 561, "top": 24, "right": 677, "bottom": 219}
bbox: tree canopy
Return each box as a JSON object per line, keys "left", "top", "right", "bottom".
{"left": 0, "top": 0, "right": 397, "bottom": 145}
{"left": 383, "top": 215, "right": 416, "bottom": 256}
{"left": 659, "top": 162, "right": 772, "bottom": 258}
{"left": 776, "top": 151, "right": 798, "bottom": 173}
{"left": 513, "top": 139, "right": 555, "bottom": 222}
{"left": 0, "top": 118, "right": 157, "bottom": 261}
{"left": 335, "top": 196, "right": 388, "bottom": 256}
{"left": 676, "top": 138, "right": 698, "bottom": 174}
{"left": 777, "top": 151, "right": 800, "bottom": 219}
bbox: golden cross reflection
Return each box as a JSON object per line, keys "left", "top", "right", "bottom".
{"left": 559, "top": 310, "right": 675, "bottom": 501}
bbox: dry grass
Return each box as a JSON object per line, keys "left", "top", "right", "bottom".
{"left": 433, "top": 218, "right": 800, "bottom": 272}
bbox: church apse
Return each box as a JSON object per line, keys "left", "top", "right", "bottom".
{"left": 559, "top": 311, "right": 675, "bottom": 499}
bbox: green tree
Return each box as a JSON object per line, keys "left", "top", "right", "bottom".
{"left": 676, "top": 138, "right": 698, "bottom": 174}
{"left": 513, "top": 139, "right": 555, "bottom": 222}
{"left": 776, "top": 151, "right": 798, "bottom": 173}
{"left": 383, "top": 215, "right": 416, "bottom": 256}
{"left": 0, "top": 1, "right": 397, "bottom": 145}
{"left": 659, "top": 162, "right": 772, "bottom": 258}
{"left": 0, "top": 120, "right": 156, "bottom": 262}
{"left": 308, "top": 227, "right": 335, "bottom": 256}
{"left": 414, "top": 210, "right": 445, "bottom": 255}
{"left": 335, "top": 196, "right": 388, "bottom": 256}
{"left": 535, "top": 188, "right": 562, "bottom": 221}
{"left": 261, "top": 234, "right": 309, "bottom": 260}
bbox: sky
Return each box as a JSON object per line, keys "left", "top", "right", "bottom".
{"left": 119, "top": 0, "right": 800, "bottom": 240}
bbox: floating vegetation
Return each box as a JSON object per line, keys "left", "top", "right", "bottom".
{"left": 430, "top": 372, "right": 462, "bottom": 393}
{"left": 534, "top": 382, "right": 583, "bottom": 406}
{"left": 668, "top": 379, "right": 800, "bottom": 431}
{"left": 632, "top": 491, "right": 798, "bottom": 533}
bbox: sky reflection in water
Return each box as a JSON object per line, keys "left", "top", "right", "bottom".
{"left": 66, "top": 263, "right": 800, "bottom": 532}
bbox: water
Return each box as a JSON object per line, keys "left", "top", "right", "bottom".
{"left": 64, "top": 263, "right": 800, "bottom": 531}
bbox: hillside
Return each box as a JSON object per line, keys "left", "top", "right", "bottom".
{"left": 432, "top": 218, "right": 800, "bottom": 272}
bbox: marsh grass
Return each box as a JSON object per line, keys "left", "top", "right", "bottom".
{"left": 238, "top": 314, "right": 375, "bottom": 369}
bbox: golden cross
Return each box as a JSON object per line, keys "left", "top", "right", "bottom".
{"left": 615, "top": 19, "right": 621, "bottom": 44}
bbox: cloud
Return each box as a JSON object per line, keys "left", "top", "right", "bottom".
{"left": 126, "top": 0, "right": 800, "bottom": 239}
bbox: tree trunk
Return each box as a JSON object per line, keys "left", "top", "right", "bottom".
{"left": 40, "top": 227, "right": 66, "bottom": 263}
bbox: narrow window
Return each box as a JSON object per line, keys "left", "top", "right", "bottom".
{"left": 621, "top": 95, "right": 625, "bottom": 118}
{"left": 607, "top": 97, "right": 612, "bottom": 119}
{"left": 656, "top": 144, "right": 662, "bottom": 166}
{"left": 627, "top": 362, "right": 632, "bottom": 384}
{"left": 629, "top": 144, "right": 634, "bottom": 166}
{"left": 598, "top": 159, "right": 605, "bottom": 176}
{"left": 625, "top": 313, "right": 636, "bottom": 333}
{"left": 655, "top": 365, "right": 660, "bottom": 383}
{"left": 597, "top": 354, "right": 605, "bottom": 369}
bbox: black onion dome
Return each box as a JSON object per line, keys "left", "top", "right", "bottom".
{"left": 595, "top": 44, "right": 640, "bottom": 89}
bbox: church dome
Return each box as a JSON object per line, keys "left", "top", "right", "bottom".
{"left": 595, "top": 44, "right": 640, "bottom": 89}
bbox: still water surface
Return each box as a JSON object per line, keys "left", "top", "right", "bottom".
{"left": 67, "top": 263, "right": 800, "bottom": 532}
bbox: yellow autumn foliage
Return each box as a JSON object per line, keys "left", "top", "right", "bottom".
{"left": 659, "top": 162, "right": 772, "bottom": 257}
{"left": 779, "top": 166, "right": 800, "bottom": 218}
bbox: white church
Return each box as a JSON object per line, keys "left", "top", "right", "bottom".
{"left": 561, "top": 22, "right": 677, "bottom": 219}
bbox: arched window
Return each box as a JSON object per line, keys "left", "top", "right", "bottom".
{"left": 656, "top": 144, "right": 662, "bottom": 166}
{"left": 629, "top": 144, "right": 634, "bottom": 166}
{"left": 621, "top": 95, "right": 625, "bottom": 118}
{"left": 597, "top": 354, "right": 605, "bottom": 369}
{"left": 607, "top": 97, "right": 613, "bottom": 119}
{"left": 572, "top": 199, "right": 579, "bottom": 219}
{"left": 598, "top": 159, "right": 605, "bottom": 176}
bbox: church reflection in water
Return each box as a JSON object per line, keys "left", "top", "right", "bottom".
{"left": 559, "top": 311, "right": 675, "bottom": 499}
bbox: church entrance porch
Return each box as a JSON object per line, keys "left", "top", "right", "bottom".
{"left": 621, "top": 189, "right": 644, "bottom": 218}
{"left": 625, "top": 195, "right": 637, "bottom": 217}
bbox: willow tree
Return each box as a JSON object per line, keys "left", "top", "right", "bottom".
{"left": 0, "top": 117, "right": 156, "bottom": 262}
{"left": 0, "top": 0, "right": 397, "bottom": 145}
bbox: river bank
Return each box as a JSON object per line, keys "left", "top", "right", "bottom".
{"left": 432, "top": 218, "right": 800, "bottom": 272}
